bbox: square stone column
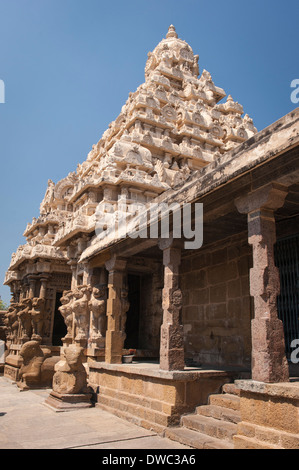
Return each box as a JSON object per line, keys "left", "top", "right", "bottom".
{"left": 104, "top": 257, "right": 128, "bottom": 364}
{"left": 158, "top": 239, "right": 184, "bottom": 371}
{"left": 236, "top": 183, "right": 289, "bottom": 383}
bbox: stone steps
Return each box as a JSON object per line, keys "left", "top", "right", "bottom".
{"left": 196, "top": 404, "right": 241, "bottom": 424}
{"left": 165, "top": 427, "right": 234, "bottom": 450}
{"left": 222, "top": 382, "right": 241, "bottom": 396}
{"left": 182, "top": 414, "right": 238, "bottom": 441}
{"left": 165, "top": 382, "right": 241, "bottom": 449}
{"left": 208, "top": 393, "right": 240, "bottom": 411}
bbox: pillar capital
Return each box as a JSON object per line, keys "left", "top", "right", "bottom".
{"left": 235, "top": 182, "right": 288, "bottom": 215}
{"left": 105, "top": 256, "right": 127, "bottom": 273}
{"left": 158, "top": 234, "right": 183, "bottom": 252}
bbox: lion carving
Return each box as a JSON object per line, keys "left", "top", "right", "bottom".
{"left": 52, "top": 345, "right": 88, "bottom": 395}
{"left": 17, "top": 340, "right": 59, "bottom": 390}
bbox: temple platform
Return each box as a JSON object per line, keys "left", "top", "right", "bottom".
{"left": 89, "top": 361, "right": 249, "bottom": 434}
{"left": 234, "top": 378, "right": 299, "bottom": 449}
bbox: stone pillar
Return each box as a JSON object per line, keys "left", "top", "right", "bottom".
{"left": 235, "top": 183, "right": 289, "bottom": 383}
{"left": 158, "top": 239, "right": 184, "bottom": 371}
{"left": 39, "top": 275, "right": 49, "bottom": 299}
{"left": 105, "top": 257, "right": 127, "bottom": 364}
{"left": 28, "top": 276, "right": 37, "bottom": 299}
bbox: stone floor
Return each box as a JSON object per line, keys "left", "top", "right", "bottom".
{"left": 0, "top": 376, "right": 192, "bottom": 450}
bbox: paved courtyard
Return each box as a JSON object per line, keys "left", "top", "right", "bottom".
{"left": 0, "top": 376, "right": 191, "bottom": 450}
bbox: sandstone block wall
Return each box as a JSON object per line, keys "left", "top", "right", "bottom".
{"left": 234, "top": 380, "right": 299, "bottom": 449}
{"left": 181, "top": 233, "right": 252, "bottom": 368}
{"left": 90, "top": 363, "right": 233, "bottom": 433}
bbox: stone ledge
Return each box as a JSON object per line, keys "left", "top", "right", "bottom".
{"left": 235, "top": 379, "right": 299, "bottom": 400}
{"left": 44, "top": 391, "right": 93, "bottom": 412}
{"left": 89, "top": 361, "right": 238, "bottom": 381}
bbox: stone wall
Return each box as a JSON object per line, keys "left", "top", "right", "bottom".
{"left": 234, "top": 380, "right": 299, "bottom": 449}
{"left": 181, "top": 233, "right": 252, "bottom": 368}
{"left": 90, "top": 362, "right": 234, "bottom": 434}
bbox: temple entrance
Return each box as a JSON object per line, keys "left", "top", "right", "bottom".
{"left": 52, "top": 292, "right": 67, "bottom": 346}
{"left": 275, "top": 234, "right": 299, "bottom": 360}
{"left": 124, "top": 274, "right": 141, "bottom": 349}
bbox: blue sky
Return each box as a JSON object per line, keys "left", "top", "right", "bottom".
{"left": 0, "top": 0, "right": 298, "bottom": 304}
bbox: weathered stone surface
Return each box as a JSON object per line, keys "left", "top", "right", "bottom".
{"left": 90, "top": 361, "right": 234, "bottom": 434}
{"left": 0, "top": 340, "right": 5, "bottom": 372}
{"left": 44, "top": 344, "right": 92, "bottom": 411}
{"left": 17, "top": 340, "right": 59, "bottom": 390}
{"left": 104, "top": 257, "right": 128, "bottom": 364}
{"left": 236, "top": 186, "right": 289, "bottom": 383}
{"left": 165, "top": 382, "right": 241, "bottom": 449}
{"left": 181, "top": 233, "right": 252, "bottom": 368}
{"left": 2, "top": 24, "right": 299, "bottom": 442}
{"left": 233, "top": 379, "right": 299, "bottom": 449}
{"left": 159, "top": 244, "right": 184, "bottom": 371}
{"left": 44, "top": 391, "right": 92, "bottom": 412}
{"left": 52, "top": 345, "right": 89, "bottom": 395}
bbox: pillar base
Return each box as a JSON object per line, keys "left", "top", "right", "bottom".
{"left": 44, "top": 390, "right": 92, "bottom": 412}
{"left": 251, "top": 317, "right": 289, "bottom": 383}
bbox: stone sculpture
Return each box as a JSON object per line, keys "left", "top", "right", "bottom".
{"left": 88, "top": 286, "right": 106, "bottom": 348}
{"left": 44, "top": 344, "right": 92, "bottom": 411}
{"left": 30, "top": 297, "right": 45, "bottom": 341}
{"left": 72, "top": 286, "right": 91, "bottom": 344}
{"left": 5, "top": 303, "right": 20, "bottom": 344}
{"left": 17, "top": 298, "right": 32, "bottom": 342}
{"left": 17, "top": 340, "right": 59, "bottom": 390}
{"left": 58, "top": 290, "right": 74, "bottom": 342}
{"left": 52, "top": 345, "right": 89, "bottom": 394}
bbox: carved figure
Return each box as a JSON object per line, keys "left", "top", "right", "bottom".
{"left": 31, "top": 297, "right": 45, "bottom": 341}
{"left": 17, "top": 340, "right": 57, "bottom": 390}
{"left": 52, "top": 345, "right": 88, "bottom": 394}
{"left": 72, "top": 286, "right": 91, "bottom": 343}
{"left": 40, "top": 179, "right": 55, "bottom": 214}
{"left": 88, "top": 286, "right": 106, "bottom": 347}
{"left": 6, "top": 303, "right": 20, "bottom": 343}
{"left": 17, "top": 298, "right": 32, "bottom": 342}
{"left": 58, "top": 290, "right": 73, "bottom": 340}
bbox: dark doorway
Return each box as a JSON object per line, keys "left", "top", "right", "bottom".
{"left": 124, "top": 275, "right": 141, "bottom": 349}
{"left": 52, "top": 292, "right": 67, "bottom": 346}
{"left": 275, "top": 234, "right": 299, "bottom": 360}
